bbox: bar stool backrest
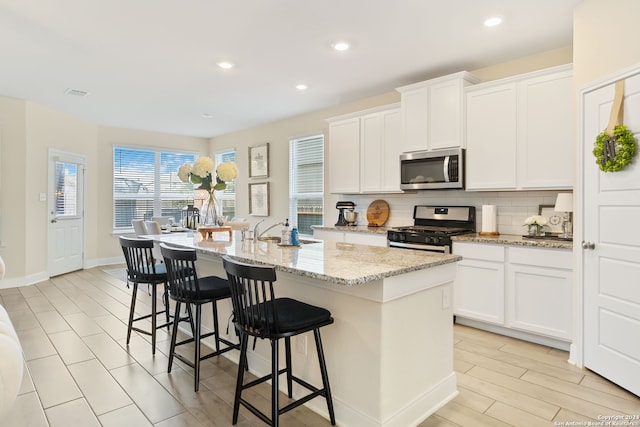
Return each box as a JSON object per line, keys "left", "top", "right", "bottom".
{"left": 160, "top": 244, "right": 203, "bottom": 302}
{"left": 119, "top": 236, "right": 161, "bottom": 282}
{"left": 222, "top": 255, "right": 279, "bottom": 337}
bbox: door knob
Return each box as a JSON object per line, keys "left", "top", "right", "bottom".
{"left": 582, "top": 241, "right": 595, "bottom": 250}
{"left": 50, "top": 218, "right": 57, "bottom": 223}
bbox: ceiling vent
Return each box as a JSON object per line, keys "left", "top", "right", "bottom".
{"left": 64, "top": 88, "right": 90, "bottom": 97}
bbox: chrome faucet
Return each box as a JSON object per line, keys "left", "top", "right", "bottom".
{"left": 253, "top": 219, "right": 265, "bottom": 239}
{"left": 257, "top": 221, "right": 285, "bottom": 240}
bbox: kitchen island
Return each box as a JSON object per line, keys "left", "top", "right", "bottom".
{"left": 147, "top": 231, "right": 461, "bottom": 427}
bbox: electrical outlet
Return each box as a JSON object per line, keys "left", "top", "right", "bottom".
{"left": 442, "top": 287, "right": 451, "bottom": 309}
{"left": 296, "top": 335, "right": 307, "bottom": 356}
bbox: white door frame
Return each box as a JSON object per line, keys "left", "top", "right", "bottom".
{"left": 574, "top": 61, "right": 640, "bottom": 367}
{"left": 47, "top": 149, "right": 86, "bottom": 276}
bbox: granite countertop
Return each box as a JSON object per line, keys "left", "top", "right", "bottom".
{"left": 452, "top": 233, "right": 573, "bottom": 250}
{"left": 146, "top": 231, "right": 460, "bottom": 286}
{"left": 311, "top": 225, "right": 390, "bottom": 235}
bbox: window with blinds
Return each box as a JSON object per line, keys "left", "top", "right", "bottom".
{"left": 289, "top": 135, "right": 324, "bottom": 236}
{"left": 113, "top": 147, "right": 196, "bottom": 230}
{"left": 214, "top": 149, "right": 237, "bottom": 218}
{"left": 54, "top": 161, "right": 79, "bottom": 217}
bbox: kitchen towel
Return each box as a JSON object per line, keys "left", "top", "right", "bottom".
{"left": 481, "top": 205, "right": 498, "bottom": 233}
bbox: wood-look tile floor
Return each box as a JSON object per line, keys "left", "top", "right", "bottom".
{"left": 1, "top": 267, "right": 638, "bottom": 426}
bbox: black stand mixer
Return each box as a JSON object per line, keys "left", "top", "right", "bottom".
{"left": 335, "top": 201, "right": 356, "bottom": 226}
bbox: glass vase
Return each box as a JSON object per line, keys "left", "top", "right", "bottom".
{"left": 200, "top": 190, "right": 219, "bottom": 226}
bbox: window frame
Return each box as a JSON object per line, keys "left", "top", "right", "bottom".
{"left": 214, "top": 149, "right": 237, "bottom": 219}
{"left": 288, "top": 134, "right": 324, "bottom": 237}
{"left": 112, "top": 145, "right": 198, "bottom": 233}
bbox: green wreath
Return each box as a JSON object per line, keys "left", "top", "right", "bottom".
{"left": 593, "top": 125, "right": 637, "bottom": 172}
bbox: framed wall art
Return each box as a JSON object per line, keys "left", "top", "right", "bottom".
{"left": 249, "top": 182, "right": 269, "bottom": 216}
{"left": 538, "top": 204, "right": 565, "bottom": 234}
{"left": 249, "top": 143, "right": 269, "bottom": 178}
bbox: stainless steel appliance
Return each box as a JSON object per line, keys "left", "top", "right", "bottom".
{"left": 335, "top": 201, "right": 356, "bottom": 226}
{"left": 387, "top": 205, "right": 476, "bottom": 254}
{"left": 400, "top": 148, "right": 464, "bottom": 190}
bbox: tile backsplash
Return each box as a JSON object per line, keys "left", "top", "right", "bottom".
{"left": 329, "top": 190, "right": 567, "bottom": 236}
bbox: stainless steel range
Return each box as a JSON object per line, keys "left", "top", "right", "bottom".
{"left": 387, "top": 206, "right": 476, "bottom": 254}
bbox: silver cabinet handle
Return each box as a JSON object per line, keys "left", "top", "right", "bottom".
{"left": 582, "top": 241, "right": 595, "bottom": 250}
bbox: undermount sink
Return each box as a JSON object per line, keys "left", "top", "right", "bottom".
{"left": 256, "top": 236, "right": 320, "bottom": 245}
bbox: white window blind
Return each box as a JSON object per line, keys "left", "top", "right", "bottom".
{"left": 214, "top": 150, "right": 237, "bottom": 218}
{"left": 113, "top": 147, "right": 196, "bottom": 230}
{"left": 54, "top": 161, "right": 79, "bottom": 217}
{"left": 289, "top": 135, "right": 324, "bottom": 236}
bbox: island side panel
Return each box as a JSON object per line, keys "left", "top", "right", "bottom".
{"left": 193, "top": 254, "right": 457, "bottom": 427}
{"left": 380, "top": 274, "right": 457, "bottom": 426}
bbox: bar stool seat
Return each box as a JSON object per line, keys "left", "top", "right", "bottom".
{"left": 222, "top": 255, "right": 336, "bottom": 427}
{"left": 119, "top": 236, "right": 172, "bottom": 355}
{"left": 160, "top": 243, "right": 239, "bottom": 392}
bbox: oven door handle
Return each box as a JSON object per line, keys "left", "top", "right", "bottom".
{"left": 388, "top": 241, "right": 450, "bottom": 254}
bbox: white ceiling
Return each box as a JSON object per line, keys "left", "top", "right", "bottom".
{"left": 0, "top": 0, "right": 581, "bottom": 138}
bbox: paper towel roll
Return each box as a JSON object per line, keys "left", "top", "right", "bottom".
{"left": 481, "top": 205, "right": 497, "bottom": 233}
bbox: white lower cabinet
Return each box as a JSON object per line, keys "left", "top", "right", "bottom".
{"left": 453, "top": 244, "right": 505, "bottom": 325}
{"left": 507, "top": 247, "right": 573, "bottom": 340}
{"left": 453, "top": 242, "right": 573, "bottom": 346}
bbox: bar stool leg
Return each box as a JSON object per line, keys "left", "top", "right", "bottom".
{"left": 284, "top": 337, "right": 293, "bottom": 398}
{"left": 151, "top": 283, "right": 158, "bottom": 354}
{"left": 233, "top": 333, "right": 249, "bottom": 424}
{"left": 193, "top": 303, "right": 202, "bottom": 392}
{"left": 314, "top": 329, "right": 336, "bottom": 425}
{"left": 127, "top": 282, "right": 139, "bottom": 345}
{"left": 212, "top": 300, "right": 221, "bottom": 352}
{"left": 168, "top": 301, "right": 181, "bottom": 373}
{"left": 272, "top": 338, "right": 280, "bottom": 427}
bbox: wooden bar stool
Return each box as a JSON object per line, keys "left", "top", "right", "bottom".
{"left": 222, "top": 255, "right": 336, "bottom": 427}
{"left": 160, "top": 244, "right": 239, "bottom": 392}
{"left": 119, "top": 236, "right": 172, "bottom": 355}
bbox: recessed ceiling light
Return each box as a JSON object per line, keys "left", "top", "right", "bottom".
{"left": 217, "top": 61, "right": 235, "bottom": 69}
{"left": 484, "top": 17, "right": 502, "bottom": 27}
{"left": 202, "top": 113, "right": 213, "bottom": 119}
{"left": 332, "top": 41, "right": 350, "bottom": 52}
{"left": 295, "top": 84, "right": 308, "bottom": 91}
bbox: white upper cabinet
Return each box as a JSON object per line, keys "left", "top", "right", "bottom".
{"left": 327, "top": 116, "right": 360, "bottom": 194}
{"left": 397, "top": 72, "right": 479, "bottom": 153}
{"left": 327, "top": 104, "right": 401, "bottom": 194}
{"left": 465, "top": 64, "right": 573, "bottom": 191}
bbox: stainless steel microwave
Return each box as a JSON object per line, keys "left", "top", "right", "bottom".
{"left": 400, "top": 148, "right": 464, "bottom": 190}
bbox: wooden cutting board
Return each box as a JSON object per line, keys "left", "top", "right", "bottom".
{"left": 366, "top": 199, "right": 390, "bottom": 226}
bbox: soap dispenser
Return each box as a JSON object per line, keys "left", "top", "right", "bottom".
{"left": 281, "top": 218, "right": 291, "bottom": 245}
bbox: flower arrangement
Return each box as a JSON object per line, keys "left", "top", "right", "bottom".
{"left": 178, "top": 157, "right": 238, "bottom": 226}
{"left": 523, "top": 215, "right": 548, "bottom": 236}
{"left": 177, "top": 157, "right": 238, "bottom": 191}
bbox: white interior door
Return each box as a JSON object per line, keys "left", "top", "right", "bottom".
{"left": 47, "top": 150, "right": 85, "bottom": 277}
{"left": 582, "top": 68, "right": 640, "bottom": 396}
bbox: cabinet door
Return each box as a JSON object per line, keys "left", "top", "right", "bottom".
{"left": 465, "top": 83, "right": 518, "bottom": 190}
{"left": 454, "top": 259, "right": 505, "bottom": 325}
{"left": 343, "top": 231, "right": 387, "bottom": 247}
{"left": 400, "top": 87, "right": 429, "bottom": 153}
{"left": 381, "top": 109, "right": 402, "bottom": 192}
{"left": 429, "top": 79, "right": 463, "bottom": 150}
{"left": 518, "top": 70, "right": 573, "bottom": 189}
{"left": 329, "top": 117, "right": 360, "bottom": 193}
{"left": 507, "top": 264, "right": 572, "bottom": 340}
{"left": 360, "top": 113, "right": 383, "bottom": 193}
{"left": 313, "top": 228, "right": 344, "bottom": 243}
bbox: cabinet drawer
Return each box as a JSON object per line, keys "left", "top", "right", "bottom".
{"left": 509, "top": 247, "right": 572, "bottom": 269}
{"left": 453, "top": 243, "right": 505, "bottom": 262}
